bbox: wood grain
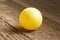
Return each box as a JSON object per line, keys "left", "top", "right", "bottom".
{"left": 0, "top": 0, "right": 60, "bottom": 40}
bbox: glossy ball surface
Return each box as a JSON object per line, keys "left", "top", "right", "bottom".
{"left": 19, "top": 7, "right": 42, "bottom": 30}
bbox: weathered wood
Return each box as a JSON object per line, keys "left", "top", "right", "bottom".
{"left": 0, "top": 0, "right": 60, "bottom": 40}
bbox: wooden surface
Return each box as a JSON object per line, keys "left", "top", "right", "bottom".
{"left": 0, "top": 0, "right": 60, "bottom": 40}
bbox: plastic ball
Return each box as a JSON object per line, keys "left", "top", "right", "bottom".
{"left": 19, "top": 7, "right": 43, "bottom": 30}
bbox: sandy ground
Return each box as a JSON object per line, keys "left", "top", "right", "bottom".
{"left": 0, "top": 0, "right": 60, "bottom": 40}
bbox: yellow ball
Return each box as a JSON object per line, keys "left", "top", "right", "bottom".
{"left": 19, "top": 7, "right": 43, "bottom": 30}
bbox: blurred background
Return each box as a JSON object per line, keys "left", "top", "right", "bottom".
{"left": 0, "top": 0, "right": 60, "bottom": 40}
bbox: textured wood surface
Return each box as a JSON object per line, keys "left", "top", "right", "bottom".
{"left": 0, "top": 0, "right": 60, "bottom": 40}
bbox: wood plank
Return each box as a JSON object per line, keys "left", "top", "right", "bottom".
{"left": 0, "top": 0, "right": 60, "bottom": 40}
